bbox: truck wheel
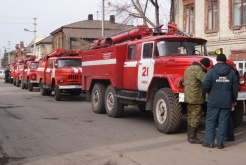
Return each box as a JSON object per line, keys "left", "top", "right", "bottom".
{"left": 105, "top": 85, "right": 124, "bottom": 117}
{"left": 91, "top": 83, "right": 106, "bottom": 114}
{"left": 47, "top": 90, "right": 52, "bottom": 96}
{"left": 16, "top": 79, "right": 20, "bottom": 87}
{"left": 28, "top": 80, "right": 33, "bottom": 91}
{"left": 153, "top": 88, "right": 182, "bottom": 134}
{"left": 40, "top": 80, "right": 48, "bottom": 96}
{"left": 232, "top": 100, "right": 244, "bottom": 128}
{"left": 10, "top": 79, "right": 13, "bottom": 84}
{"left": 55, "top": 86, "right": 62, "bottom": 101}
{"left": 13, "top": 79, "right": 16, "bottom": 86}
{"left": 21, "top": 79, "right": 25, "bottom": 89}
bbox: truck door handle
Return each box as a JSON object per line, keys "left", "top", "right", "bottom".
{"left": 139, "top": 63, "right": 142, "bottom": 65}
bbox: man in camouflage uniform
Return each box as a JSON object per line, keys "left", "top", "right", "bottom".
{"left": 184, "top": 58, "right": 210, "bottom": 144}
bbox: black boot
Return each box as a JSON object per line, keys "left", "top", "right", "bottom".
{"left": 187, "top": 126, "right": 203, "bottom": 144}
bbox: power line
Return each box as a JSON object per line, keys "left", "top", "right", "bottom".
{"left": 0, "top": 0, "right": 8, "bottom": 3}
{"left": 0, "top": 15, "right": 32, "bottom": 19}
{"left": 0, "top": 21, "right": 32, "bottom": 24}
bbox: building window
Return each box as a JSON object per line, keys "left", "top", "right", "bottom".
{"left": 232, "top": 0, "right": 246, "bottom": 27}
{"left": 206, "top": 0, "right": 218, "bottom": 31}
{"left": 184, "top": 4, "right": 195, "bottom": 34}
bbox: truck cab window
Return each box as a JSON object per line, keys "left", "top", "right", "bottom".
{"left": 143, "top": 43, "right": 153, "bottom": 59}
{"left": 30, "top": 63, "right": 38, "bottom": 69}
{"left": 58, "top": 60, "right": 82, "bottom": 67}
{"left": 156, "top": 40, "right": 207, "bottom": 56}
{"left": 128, "top": 45, "right": 136, "bottom": 60}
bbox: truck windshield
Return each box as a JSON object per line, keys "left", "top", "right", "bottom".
{"left": 18, "top": 65, "right": 23, "bottom": 69}
{"left": 156, "top": 41, "right": 207, "bottom": 56}
{"left": 58, "top": 60, "right": 82, "bottom": 67}
{"left": 30, "top": 63, "right": 38, "bottom": 69}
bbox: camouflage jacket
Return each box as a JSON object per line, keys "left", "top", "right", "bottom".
{"left": 184, "top": 62, "right": 206, "bottom": 104}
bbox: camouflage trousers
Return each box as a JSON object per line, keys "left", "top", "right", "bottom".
{"left": 187, "top": 104, "right": 202, "bottom": 128}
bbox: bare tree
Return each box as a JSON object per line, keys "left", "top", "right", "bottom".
{"left": 150, "top": 0, "right": 160, "bottom": 26}
{"left": 107, "top": 0, "right": 163, "bottom": 27}
{"left": 106, "top": 0, "right": 173, "bottom": 28}
{"left": 169, "top": 0, "right": 175, "bottom": 23}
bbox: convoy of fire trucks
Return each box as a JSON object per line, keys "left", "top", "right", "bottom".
{"left": 6, "top": 22, "right": 246, "bottom": 134}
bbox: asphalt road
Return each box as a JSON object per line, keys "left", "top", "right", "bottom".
{"left": 0, "top": 79, "right": 246, "bottom": 165}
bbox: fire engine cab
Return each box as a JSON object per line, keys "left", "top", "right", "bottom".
{"left": 82, "top": 23, "right": 246, "bottom": 134}
{"left": 36, "top": 49, "right": 82, "bottom": 101}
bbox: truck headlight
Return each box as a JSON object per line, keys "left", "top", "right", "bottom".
{"left": 59, "top": 78, "right": 64, "bottom": 83}
{"left": 239, "top": 78, "right": 245, "bottom": 85}
{"left": 32, "top": 75, "right": 36, "bottom": 80}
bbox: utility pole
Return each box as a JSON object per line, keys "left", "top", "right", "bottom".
{"left": 24, "top": 18, "right": 37, "bottom": 59}
{"left": 102, "top": 0, "right": 105, "bottom": 37}
{"left": 8, "top": 41, "right": 10, "bottom": 64}
{"left": 33, "top": 18, "right": 37, "bottom": 58}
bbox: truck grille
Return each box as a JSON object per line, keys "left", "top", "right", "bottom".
{"left": 68, "top": 75, "right": 82, "bottom": 82}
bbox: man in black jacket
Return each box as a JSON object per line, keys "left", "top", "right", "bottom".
{"left": 202, "top": 54, "right": 238, "bottom": 149}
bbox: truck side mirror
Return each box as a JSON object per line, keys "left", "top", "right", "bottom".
{"left": 54, "top": 63, "right": 58, "bottom": 67}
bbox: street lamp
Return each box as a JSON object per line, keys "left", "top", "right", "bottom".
{"left": 24, "top": 18, "right": 37, "bottom": 58}
{"left": 24, "top": 28, "right": 36, "bottom": 57}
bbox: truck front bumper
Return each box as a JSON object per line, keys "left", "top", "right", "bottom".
{"left": 59, "top": 85, "right": 82, "bottom": 89}
{"left": 30, "top": 80, "right": 38, "bottom": 83}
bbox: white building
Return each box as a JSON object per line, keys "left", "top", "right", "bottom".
{"left": 174, "top": 0, "right": 246, "bottom": 74}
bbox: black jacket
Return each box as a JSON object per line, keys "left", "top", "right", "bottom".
{"left": 203, "top": 63, "right": 238, "bottom": 108}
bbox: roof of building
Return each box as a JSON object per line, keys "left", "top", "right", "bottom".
{"left": 50, "top": 15, "right": 134, "bottom": 39}
{"left": 36, "top": 35, "right": 53, "bottom": 45}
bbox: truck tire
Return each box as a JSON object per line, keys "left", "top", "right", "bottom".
{"left": 153, "top": 88, "right": 182, "bottom": 134}
{"left": 105, "top": 85, "right": 124, "bottom": 117}
{"left": 28, "top": 80, "right": 33, "bottom": 91}
{"left": 55, "top": 86, "right": 62, "bottom": 101}
{"left": 232, "top": 100, "right": 244, "bottom": 128}
{"left": 91, "top": 83, "right": 106, "bottom": 114}
{"left": 13, "top": 78, "right": 16, "bottom": 86}
{"left": 40, "top": 80, "right": 48, "bottom": 96}
{"left": 21, "top": 79, "right": 25, "bottom": 89}
{"left": 47, "top": 90, "right": 52, "bottom": 96}
{"left": 16, "top": 79, "right": 20, "bottom": 87}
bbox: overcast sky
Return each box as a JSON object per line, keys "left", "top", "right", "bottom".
{"left": 0, "top": 0, "right": 170, "bottom": 59}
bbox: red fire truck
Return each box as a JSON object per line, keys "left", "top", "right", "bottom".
{"left": 81, "top": 23, "right": 246, "bottom": 134}
{"left": 20, "top": 56, "right": 39, "bottom": 91}
{"left": 36, "top": 49, "right": 83, "bottom": 101}
{"left": 9, "top": 62, "right": 15, "bottom": 84}
{"left": 14, "top": 60, "right": 25, "bottom": 87}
